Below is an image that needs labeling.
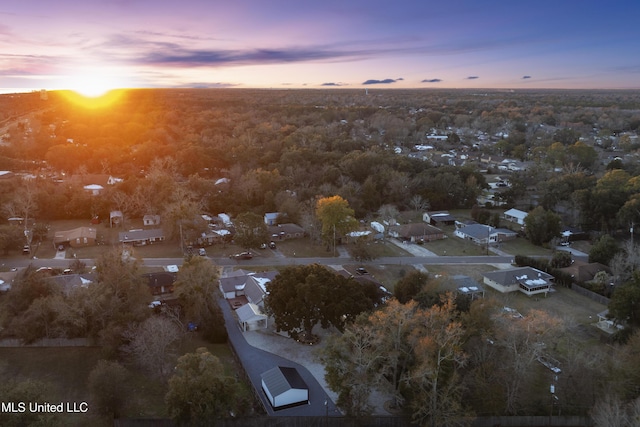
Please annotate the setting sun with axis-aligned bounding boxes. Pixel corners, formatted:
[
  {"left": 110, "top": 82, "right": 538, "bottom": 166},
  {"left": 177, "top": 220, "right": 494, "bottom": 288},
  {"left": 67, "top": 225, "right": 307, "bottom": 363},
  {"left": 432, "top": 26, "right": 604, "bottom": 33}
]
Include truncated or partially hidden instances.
[{"left": 60, "top": 68, "right": 129, "bottom": 108}]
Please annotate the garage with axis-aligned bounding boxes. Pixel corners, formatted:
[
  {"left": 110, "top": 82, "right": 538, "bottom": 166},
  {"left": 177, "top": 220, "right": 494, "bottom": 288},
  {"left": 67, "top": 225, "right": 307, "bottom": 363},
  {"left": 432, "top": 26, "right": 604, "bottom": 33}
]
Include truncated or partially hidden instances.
[{"left": 261, "top": 366, "right": 309, "bottom": 410}]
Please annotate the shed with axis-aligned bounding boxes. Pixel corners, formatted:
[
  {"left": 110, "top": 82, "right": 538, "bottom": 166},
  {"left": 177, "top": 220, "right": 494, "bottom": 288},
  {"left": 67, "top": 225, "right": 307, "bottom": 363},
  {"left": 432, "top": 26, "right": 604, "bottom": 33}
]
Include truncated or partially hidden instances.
[
  {"left": 236, "top": 303, "right": 268, "bottom": 331},
  {"left": 261, "top": 366, "right": 309, "bottom": 410}
]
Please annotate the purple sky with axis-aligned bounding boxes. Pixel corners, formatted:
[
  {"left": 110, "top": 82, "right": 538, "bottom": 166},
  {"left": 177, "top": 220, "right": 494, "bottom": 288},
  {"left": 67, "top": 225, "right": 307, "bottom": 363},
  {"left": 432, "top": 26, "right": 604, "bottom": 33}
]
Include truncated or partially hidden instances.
[{"left": 1, "top": 0, "right": 639, "bottom": 93}]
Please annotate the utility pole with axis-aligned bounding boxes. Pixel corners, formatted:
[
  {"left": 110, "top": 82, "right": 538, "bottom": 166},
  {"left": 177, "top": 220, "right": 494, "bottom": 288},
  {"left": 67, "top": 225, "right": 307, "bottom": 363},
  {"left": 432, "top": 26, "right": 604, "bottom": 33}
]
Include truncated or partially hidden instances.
[{"left": 333, "top": 223, "right": 336, "bottom": 257}]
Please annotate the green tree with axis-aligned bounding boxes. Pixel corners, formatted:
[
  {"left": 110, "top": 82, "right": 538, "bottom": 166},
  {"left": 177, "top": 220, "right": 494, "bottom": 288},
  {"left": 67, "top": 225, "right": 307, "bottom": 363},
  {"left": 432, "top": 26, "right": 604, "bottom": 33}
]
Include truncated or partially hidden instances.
[
  {"left": 265, "top": 264, "right": 382, "bottom": 340},
  {"left": 166, "top": 348, "right": 247, "bottom": 426},
  {"left": 174, "top": 255, "right": 226, "bottom": 342},
  {"left": 233, "top": 211, "right": 269, "bottom": 251},
  {"left": 609, "top": 272, "right": 640, "bottom": 328},
  {"left": 0, "top": 379, "right": 55, "bottom": 427},
  {"left": 589, "top": 234, "right": 620, "bottom": 265},
  {"left": 550, "top": 251, "right": 573, "bottom": 268},
  {"left": 87, "top": 360, "right": 130, "bottom": 417},
  {"left": 0, "top": 224, "right": 24, "bottom": 255},
  {"left": 394, "top": 271, "right": 429, "bottom": 304},
  {"left": 523, "top": 206, "right": 561, "bottom": 246},
  {"left": 315, "top": 195, "right": 358, "bottom": 251}
]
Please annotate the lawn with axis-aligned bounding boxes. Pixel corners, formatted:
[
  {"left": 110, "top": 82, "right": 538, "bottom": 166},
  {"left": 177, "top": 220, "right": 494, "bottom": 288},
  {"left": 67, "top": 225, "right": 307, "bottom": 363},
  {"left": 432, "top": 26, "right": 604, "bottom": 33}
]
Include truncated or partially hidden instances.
[
  {"left": 499, "top": 236, "right": 553, "bottom": 257},
  {"left": 0, "top": 334, "right": 251, "bottom": 425}
]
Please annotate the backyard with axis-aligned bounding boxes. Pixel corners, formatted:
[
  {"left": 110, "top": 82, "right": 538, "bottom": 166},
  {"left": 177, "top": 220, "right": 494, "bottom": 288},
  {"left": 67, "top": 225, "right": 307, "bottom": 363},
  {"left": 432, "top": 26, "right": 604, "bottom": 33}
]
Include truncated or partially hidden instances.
[{"left": 0, "top": 335, "right": 246, "bottom": 425}]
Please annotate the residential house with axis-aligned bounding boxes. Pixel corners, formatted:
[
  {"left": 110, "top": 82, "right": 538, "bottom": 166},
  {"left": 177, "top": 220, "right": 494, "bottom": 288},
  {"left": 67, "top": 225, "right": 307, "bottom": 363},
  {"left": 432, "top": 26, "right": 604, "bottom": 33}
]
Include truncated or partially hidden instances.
[
  {"left": 264, "top": 212, "right": 280, "bottom": 226},
  {"left": 219, "top": 270, "right": 278, "bottom": 306},
  {"left": 54, "top": 227, "right": 97, "bottom": 248},
  {"left": 558, "top": 261, "right": 611, "bottom": 284},
  {"left": 119, "top": 228, "right": 165, "bottom": 245},
  {"left": 268, "top": 223, "right": 305, "bottom": 241},
  {"left": 454, "top": 224, "right": 517, "bottom": 245},
  {"left": 143, "top": 214, "right": 161, "bottom": 227},
  {"left": 453, "top": 275, "right": 485, "bottom": 300},
  {"left": 110, "top": 210, "right": 123, "bottom": 227},
  {"left": 423, "top": 211, "right": 456, "bottom": 226},
  {"left": 83, "top": 184, "right": 104, "bottom": 196},
  {"left": 389, "top": 223, "right": 445, "bottom": 243},
  {"left": 47, "top": 272, "right": 96, "bottom": 295},
  {"left": 143, "top": 271, "right": 177, "bottom": 295},
  {"left": 503, "top": 208, "right": 528, "bottom": 225},
  {"left": 483, "top": 267, "right": 554, "bottom": 296}
]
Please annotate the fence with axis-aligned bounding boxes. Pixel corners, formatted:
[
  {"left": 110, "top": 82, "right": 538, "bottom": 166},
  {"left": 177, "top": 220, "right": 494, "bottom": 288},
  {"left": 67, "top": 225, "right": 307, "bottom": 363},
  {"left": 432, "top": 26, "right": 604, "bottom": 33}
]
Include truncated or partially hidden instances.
[
  {"left": 571, "top": 284, "right": 610, "bottom": 306},
  {"left": 114, "top": 416, "right": 593, "bottom": 427},
  {"left": 0, "top": 337, "right": 91, "bottom": 347}
]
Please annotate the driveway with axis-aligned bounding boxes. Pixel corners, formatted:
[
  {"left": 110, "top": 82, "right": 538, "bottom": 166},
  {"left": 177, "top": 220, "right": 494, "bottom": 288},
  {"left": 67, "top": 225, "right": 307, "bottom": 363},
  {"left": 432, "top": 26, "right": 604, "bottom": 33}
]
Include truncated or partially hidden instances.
[{"left": 218, "top": 297, "right": 340, "bottom": 417}]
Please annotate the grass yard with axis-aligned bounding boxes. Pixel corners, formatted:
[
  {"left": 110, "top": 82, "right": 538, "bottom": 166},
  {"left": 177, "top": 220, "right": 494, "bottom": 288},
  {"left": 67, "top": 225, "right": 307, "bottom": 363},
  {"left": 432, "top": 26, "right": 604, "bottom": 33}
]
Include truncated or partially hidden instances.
[
  {"left": 275, "top": 238, "right": 335, "bottom": 258},
  {"left": 422, "top": 234, "right": 491, "bottom": 256},
  {"left": 499, "top": 237, "right": 553, "bottom": 257},
  {"left": 0, "top": 334, "right": 252, "bottom": 425},
  {"left": 0, "top": 346, "right": 109, "bottom": 426}
]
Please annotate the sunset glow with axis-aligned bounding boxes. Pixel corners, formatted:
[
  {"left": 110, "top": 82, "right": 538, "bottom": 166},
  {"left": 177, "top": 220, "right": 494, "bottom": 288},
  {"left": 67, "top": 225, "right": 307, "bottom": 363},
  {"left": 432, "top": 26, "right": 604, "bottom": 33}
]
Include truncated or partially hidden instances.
[{"left": 1, "top": 1, "right": 639, "bottom": 92}]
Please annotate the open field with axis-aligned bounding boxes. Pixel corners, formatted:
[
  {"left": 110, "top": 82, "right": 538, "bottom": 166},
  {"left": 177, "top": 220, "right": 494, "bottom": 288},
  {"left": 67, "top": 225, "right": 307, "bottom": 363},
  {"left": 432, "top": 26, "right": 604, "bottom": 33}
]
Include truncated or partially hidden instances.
[{"left": 0, "top": 335, "right": 244, "bottom": 425}]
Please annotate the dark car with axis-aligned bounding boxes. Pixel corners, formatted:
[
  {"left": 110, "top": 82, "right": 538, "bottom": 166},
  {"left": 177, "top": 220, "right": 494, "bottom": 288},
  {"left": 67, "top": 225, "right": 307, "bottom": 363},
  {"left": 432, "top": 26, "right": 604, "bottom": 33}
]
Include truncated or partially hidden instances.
[
  {"left": 269, "top": 241, "right": 276, "bottom": 249},
  {"left": 356, "top": 267, "right": 369, "bottom": 275}
]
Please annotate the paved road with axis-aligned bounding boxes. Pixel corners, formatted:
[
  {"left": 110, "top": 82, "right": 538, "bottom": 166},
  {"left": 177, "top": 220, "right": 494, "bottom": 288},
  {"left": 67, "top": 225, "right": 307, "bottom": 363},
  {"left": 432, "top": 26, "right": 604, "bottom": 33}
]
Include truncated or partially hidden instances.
[
  {"left": 218, "top": 297, "right": 340, "bottom": 417},
  {"left": 5, "top": 252, "right": 588, "bottom": 270}
]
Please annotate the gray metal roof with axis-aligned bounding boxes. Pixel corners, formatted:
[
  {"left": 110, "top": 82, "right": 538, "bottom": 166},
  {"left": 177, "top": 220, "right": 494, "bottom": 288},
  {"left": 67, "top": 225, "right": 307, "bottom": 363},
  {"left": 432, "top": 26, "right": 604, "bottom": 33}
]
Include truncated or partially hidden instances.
[{"left": 261, "top": 367, "right": 308, "bottom": 398}]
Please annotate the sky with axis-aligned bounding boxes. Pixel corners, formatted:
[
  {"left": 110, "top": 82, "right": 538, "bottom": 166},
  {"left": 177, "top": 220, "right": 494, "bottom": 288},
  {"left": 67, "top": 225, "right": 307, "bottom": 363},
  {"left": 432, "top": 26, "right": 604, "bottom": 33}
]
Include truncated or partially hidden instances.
[{"left": 1, "top": 0, "right": 640, "bottom": 94}]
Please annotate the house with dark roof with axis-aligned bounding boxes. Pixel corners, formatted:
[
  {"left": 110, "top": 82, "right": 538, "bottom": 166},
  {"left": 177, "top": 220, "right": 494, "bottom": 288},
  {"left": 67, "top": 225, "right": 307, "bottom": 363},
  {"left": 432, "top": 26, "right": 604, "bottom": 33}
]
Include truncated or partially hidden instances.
[
  {"left": 389, "top": 223, "right": 445, "bottom": 243},
  {"left": 268, "top": 223, "right": 305, "bottom": 241},
  {"left": 454, "top": 224, "right": 517, "bottom": 245},
  {"left": 54, "top": 227, "right": 97, "bottom": 248},
  {"left": 143, "top": 271, "right": 177, "bottom": 295},
  {"left": 558, "top": 261, "right": 611, "bottom": 284},
  {"left": 261, "top": 366, "right": 309, "bottom": 410},
  {"left": 483, "top": 267, "right": 554, "bottom": 296},
  {"left": 119, "top": 229, "right": 165, "bottom": 245},
  {"left": 453, "top": 275, "right": 485, "bottom": 300},
  {"left": 423, "top": 211, "right": 456, "bottom": 226},
  {"left": 47, "top": 273, "right": 96, "bottom": 295},
  {"left": 219, "top": 270, "right": 278, "bottom": 307}
]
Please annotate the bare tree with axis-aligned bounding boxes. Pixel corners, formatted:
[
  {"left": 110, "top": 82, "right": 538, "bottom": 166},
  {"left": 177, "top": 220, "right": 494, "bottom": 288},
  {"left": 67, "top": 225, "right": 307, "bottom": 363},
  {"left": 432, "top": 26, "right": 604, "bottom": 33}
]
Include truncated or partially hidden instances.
[
  {"left": 409, "top": 194, "right": 430, "bottom": 212},
  {"left": 322, "top": 318, "right": 384, "bottom": 416},
  {"left": 122, "top": 316, "right": 183, "bottom": 378}
]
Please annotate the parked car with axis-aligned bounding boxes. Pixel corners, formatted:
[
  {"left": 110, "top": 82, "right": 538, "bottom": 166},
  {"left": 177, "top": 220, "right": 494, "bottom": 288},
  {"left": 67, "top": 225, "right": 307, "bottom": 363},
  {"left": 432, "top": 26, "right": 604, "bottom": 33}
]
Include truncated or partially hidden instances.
[
  {"left": 269, "top": 241, "right": 277, "bottom": 249},
  {"left": 356, "top": 267, "right": 369, "bottom": 275},
  {"left": 198, "top": 248, "right": 207, "bottom": 256},
  {"left": 231, "top": 252, "right": 253, "bottom": 260}
]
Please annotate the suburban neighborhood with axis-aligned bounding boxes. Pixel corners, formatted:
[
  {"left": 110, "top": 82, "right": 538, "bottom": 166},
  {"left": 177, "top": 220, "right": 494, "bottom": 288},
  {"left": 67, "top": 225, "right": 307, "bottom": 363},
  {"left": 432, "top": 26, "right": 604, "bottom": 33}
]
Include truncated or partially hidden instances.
[{"left": 0, "top": 87, "right": 639, "bottom": 426}]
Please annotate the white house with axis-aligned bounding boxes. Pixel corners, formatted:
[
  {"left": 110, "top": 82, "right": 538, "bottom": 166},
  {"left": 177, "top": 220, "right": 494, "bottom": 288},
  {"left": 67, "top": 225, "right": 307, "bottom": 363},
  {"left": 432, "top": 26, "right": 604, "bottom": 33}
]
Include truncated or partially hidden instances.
[
  {"left": 236, "top": 303, "right": 268, "bottom": 331},
  {"left": 454, "top": 224, "right": 517, "bottom": 245},
  {"left": 483, "top": 267, "right": 554, "bottom": 296},
  {"left": 503, "top": 208, "right": 528, "bottom": 225}
]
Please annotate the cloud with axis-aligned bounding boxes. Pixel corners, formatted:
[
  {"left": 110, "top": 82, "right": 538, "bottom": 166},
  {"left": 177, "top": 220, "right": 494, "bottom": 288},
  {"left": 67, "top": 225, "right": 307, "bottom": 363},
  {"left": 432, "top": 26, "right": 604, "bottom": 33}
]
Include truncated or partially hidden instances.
[
  {"left": 396, "top": 77, "right": 404, "bottom": 81},
  {"left": 139, "top": 47, "right": 356, "bottom": 67},
  {"left": 177, "top": 82, "right": 239, "bottom": 88},
  {"left": 321, "top": 82, "right": 343, "bottom": 86},
  {"left": 466, "top": 76, "right": 479, "bottom": 80},
  {"left": 422, "top": 78, "right": 442, "bottom": 83},
  {"left": 362, "top": 78, "right": 397, "bottom": 85},
  {"left": 522, "top": 75, "right": 532, "bottom": 79}
]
